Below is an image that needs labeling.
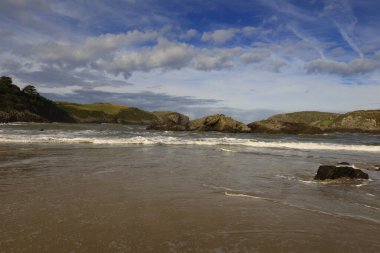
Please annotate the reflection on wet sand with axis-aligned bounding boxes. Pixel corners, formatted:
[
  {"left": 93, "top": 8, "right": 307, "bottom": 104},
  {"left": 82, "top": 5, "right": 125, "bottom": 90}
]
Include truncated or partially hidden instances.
[{"left": 1, "top": 143, "right": 380, "bottom": 252}]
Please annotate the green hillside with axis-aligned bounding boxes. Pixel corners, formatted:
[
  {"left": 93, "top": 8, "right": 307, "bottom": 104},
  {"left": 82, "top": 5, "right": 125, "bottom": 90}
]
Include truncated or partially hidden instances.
[
  {"left": 249, "top": 110, "right": 380, "bottom": 134},
  {"left": 56, "top": 102, "right": 158, "bottom": 124},
  {"left": 269, "top": 111, "right": 339, "bottom": 125},
  {"left": 0, "top": 76, "right": 158, "bottom": 124},
  {"left": 331, "top": 110, "right": 380, "bottom": 131}
]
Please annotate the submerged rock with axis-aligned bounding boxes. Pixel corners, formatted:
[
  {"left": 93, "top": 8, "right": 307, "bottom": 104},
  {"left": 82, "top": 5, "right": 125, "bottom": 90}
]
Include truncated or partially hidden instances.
[
  {"left": 147, "top": 111, "right": 189, "bottom": 131},
  {"left": 189, "top": 114, "right": 251, "bottom": 133},
  {"left": 337, "top": 162, "right": 350, "bottom": 165},
  {"left": 314, "top": 165, "right": 369, "bottom": 180}
]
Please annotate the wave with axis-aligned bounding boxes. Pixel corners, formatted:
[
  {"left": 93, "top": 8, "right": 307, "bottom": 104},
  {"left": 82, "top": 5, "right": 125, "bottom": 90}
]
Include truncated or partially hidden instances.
[
  {"left": 0, "top": 135, "right": 380, "bottom": 152},
  {"left": 219, "top": 148, "right": 237, "bottom": 153},
  {"left": 224, "top": 191, "right": 380, "bottom": 225},
  {"left": 224, "top": 192, "right": 264, "bottom": 199}
]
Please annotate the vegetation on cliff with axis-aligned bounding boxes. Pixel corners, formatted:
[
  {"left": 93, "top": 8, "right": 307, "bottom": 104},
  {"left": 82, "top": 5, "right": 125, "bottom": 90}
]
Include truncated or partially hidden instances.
[
  {"left": 0, "top": 76, "right": 158, "bottom": 124},
  {"left": 56, "top": 102, "right": 158, "bottom": 124},
  {"left": 249, "top": 110, "right": 380, "bottom": 134},
  {"left": 0, "top": 76, "right": 73, "bottom": 123},
  {"left": 2, "top": 75, "right": 379, "bottom": 133}
]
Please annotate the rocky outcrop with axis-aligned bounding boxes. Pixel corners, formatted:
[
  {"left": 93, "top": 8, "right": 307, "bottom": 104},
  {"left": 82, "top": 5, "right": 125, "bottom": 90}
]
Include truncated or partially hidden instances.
[
  {"left": 0, "top": 110, "right": 45, "bottom": 123},
  {"left": 314, "top": 165, "right": 369, "bottom": 180},
  {"left": 248, "top": 120, "right": 324, "bottom": 134},
  {"left": 248, "top": 111, "right": 338, "bottom": 134},
  {"left": 189, "top": 114, "right": 251, "bottom": 133},
  {"left": 147, "top": 111, "right": 189, "bottom": 131},
  {"left": 248, "top": 110, "right": 380, "bottom": 134},
  {"left": 147, "top": 113, "right": 251, "bottom": 133},
  {"left": 329, "top": 110, "right": 380, "bottom": 133}
]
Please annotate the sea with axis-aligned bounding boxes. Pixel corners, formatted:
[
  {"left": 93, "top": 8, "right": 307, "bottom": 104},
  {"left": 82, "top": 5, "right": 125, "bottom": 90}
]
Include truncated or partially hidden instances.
[{"left": 0, "top": 122, "right": 380, "bottom": 252}]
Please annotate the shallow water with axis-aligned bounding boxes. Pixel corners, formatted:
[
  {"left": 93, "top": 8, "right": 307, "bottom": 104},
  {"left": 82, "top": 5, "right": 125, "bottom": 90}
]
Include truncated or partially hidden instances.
[{"left": 0, "top": 123, "right": 380, "bottom": 252}]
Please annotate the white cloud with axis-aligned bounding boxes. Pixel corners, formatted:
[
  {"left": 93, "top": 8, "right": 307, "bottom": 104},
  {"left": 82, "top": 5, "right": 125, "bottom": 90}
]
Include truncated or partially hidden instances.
[
  {"left": 104, "top": 40, "right": 242, "bottom": 76},
  {"left": 24, "top": 30, "right": 159, "bottom": 65},
  {"left": 201, "top": 28, "right": 238, "bottom": 44},
  {"left": 241, "top": 26, "right": 257, "bottom": 36},
  {"left": 103, "top": 39, "right": 194, "bottom": 77},
  {"left": 180, "top": 29, "right": 198, "bottom": 40},
  {"left": 305, "top": 58, "right": 380, "bottom": 76},
  {"left": 240, "top": 48, "right": 271, "bottom": 64}
]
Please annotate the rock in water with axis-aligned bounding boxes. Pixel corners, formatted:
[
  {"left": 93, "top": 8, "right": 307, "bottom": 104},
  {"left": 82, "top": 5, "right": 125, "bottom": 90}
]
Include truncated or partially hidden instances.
[
  {"left": 314, "top": 165, "right": 369, "bottom": 180},
  {"left": 147, "top": 111, "right": 189, "bottom": 131},
  {"left": 189, "top": 114, "right": 251, "bottom": 133}
]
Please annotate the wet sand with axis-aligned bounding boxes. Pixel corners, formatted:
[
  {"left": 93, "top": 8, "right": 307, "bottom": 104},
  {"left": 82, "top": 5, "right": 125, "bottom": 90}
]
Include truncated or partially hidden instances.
[{"left": 1, "top": 143, "right": 380, "bottom": 252}]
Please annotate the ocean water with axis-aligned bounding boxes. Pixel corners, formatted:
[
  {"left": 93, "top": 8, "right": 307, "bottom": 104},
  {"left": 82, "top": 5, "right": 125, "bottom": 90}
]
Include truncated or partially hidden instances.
[{"left": 0, "top": 123, "right": 380, "bottom": 252}]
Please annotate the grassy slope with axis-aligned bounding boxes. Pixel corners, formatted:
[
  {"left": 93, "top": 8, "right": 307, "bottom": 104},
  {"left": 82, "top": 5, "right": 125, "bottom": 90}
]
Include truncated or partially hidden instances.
[
  {"left": 331, "top": 110, "right": 380, "bottom": 130},
  {"left": 268, "top": 111, "right": 339, "bottom": 125},
  {"left": 56, "top": 102, "right": 158, "bottom": 124},
  {"left": 251, "top": 110, "right": 380, "bottom": 133},
  {"left": 335, "top": 110, "right": 380, "bottom": 122},
  {"left": 56, "top": 102, "right": 129, "bottom": 115}
]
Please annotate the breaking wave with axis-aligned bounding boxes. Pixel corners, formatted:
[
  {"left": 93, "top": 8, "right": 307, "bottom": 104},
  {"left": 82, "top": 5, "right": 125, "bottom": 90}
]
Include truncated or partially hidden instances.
[{"left": 0, "top": 134, "right": 380, "bottom": 152}]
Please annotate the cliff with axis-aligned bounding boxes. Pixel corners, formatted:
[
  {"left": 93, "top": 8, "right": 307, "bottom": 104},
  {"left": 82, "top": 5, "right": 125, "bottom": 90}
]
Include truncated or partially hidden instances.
[
  {"left": 146, "top": 111, "right": 190, "bottom": 131},
  {"left": 0, "top": 76, "right": 158, "bottom": 124},
  {"left": 189, "top": 114, "right": 251, "bottom": 133},
  {"left": 0, "top": 76, "right": 74, "bottom": 123}
]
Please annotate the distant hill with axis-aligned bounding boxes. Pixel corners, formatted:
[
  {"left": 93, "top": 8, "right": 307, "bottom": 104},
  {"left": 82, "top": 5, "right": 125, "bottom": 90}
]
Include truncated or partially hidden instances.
[
  {"left": 248, "top": 110, "right": 380, "bottom": 134},
  {"left": 56, "top": 102, "right": 158, "bottom": 124},
  {"left": 268, "top": 111, "right": 339, "bottom": 125},
  {"left": 0, "top": 76, "right": 159, "bottom": 124},
  {"left": 2, "top": 75, "right": 380, "bottom": 133},
  {"left": 329, "top": 110, "right": 380, "bottom": 132},
  {"left": 0, "top": 76, "right": 73, "bottom": 123}
]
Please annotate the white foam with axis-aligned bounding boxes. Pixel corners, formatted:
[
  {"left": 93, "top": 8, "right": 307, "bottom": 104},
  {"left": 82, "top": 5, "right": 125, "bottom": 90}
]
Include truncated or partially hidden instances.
[
  {"left": 224, "top": 192, "right": 263, "bottom": 199},
  {"left": 219, "top": 148, "right": 237, "bottom": 153},
  {"left": 0, "top": 134, "right": 380, "bottom": 152},
  {"left": 202, "top": 184, "right": 238, "bottom": 192},
  {"left": 355, "top": 181, "right": 369, "bottom": 187},
  {"left": 363, "top": 204, "right": 380, "bottom": 211}
]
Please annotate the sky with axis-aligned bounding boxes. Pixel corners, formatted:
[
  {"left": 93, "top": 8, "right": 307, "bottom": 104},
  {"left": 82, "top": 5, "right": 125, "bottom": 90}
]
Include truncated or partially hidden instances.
[{"left": 1, "top": 0, "right": 380, "bottom": 122}]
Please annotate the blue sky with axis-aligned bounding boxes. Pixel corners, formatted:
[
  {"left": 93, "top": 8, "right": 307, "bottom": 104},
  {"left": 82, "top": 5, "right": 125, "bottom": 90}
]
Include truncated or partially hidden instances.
[{"left": 1, "top": 0, "right": 380, "bottom": 122}]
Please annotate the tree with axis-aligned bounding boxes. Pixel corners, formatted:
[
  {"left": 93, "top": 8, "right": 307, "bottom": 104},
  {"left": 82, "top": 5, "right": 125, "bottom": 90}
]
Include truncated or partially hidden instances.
[
  {"left": 22, "top": 85, "right": 39, "bottom": 96},
  {"left": 0, "top": 76, "right": 12, "bottom": 86}
]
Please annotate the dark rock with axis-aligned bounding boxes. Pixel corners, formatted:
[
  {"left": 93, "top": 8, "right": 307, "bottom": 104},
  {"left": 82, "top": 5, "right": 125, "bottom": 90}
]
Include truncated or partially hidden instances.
[
  {"left": 338, "top": 162, "right": 350, "bottom": 165},
  {"left": 314, "top": 165, "right": 369, "bottom": 180},
  {"left": 189, "top": 114, "right": 251, "bottom": 133},
  {"left": 0, "top": 110, "right": 45, "bottom": 123},
  {"left": 147, "top": 111, "right": 189, "bottom": 131}
]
